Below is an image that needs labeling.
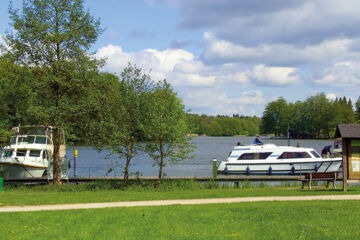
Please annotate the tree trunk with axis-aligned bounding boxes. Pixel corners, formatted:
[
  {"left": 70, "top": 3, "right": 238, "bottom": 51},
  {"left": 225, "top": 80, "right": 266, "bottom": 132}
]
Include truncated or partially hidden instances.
[
  {"left": 157, "top": 139, "right": 164, "bottom": 187},
  {"left": 53, "top": 128, "right": 61, "bottom": 184},
  {"left": 124, "top": 139, "right": 132, "bottom": 186}
]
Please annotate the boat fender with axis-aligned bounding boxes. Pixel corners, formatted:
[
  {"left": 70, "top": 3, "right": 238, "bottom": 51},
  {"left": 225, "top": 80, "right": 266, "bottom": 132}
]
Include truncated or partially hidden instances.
[
  {"left": 291, "top": 166, "right": 295, "bottom": 175},
  {"left": 268, "top": 166, "right": 272, "bottom": 175},
  {"left": 314, "top": 164, "right": 318, "bottom": 172},
  {"left": 224, "top": 166, "right": 228, "bottom": 174},
  {"left": 246, "top": 166, "right": 250, "bottom": 175}
]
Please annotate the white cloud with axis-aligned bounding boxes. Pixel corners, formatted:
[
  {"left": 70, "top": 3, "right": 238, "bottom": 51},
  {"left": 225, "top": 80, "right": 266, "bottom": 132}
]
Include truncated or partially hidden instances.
[
  {"left": 95, "top": 44, "right": 269, "bottom": 115},
  {"left": 202, "top": 32, "right": 354, "bottom": 66},
  {"left": 183, "top": 89, "right": 265, "bottom": 116},
  {"left": 326, "top": 93, "right": 337, "bottom": 101},
  {"left": 251, "top": 64, "right": 299, "bottom": 86},
  {"left": 177, "top": 1, "right": 360, "bottom": 46},
  {"left": 315, "top": 61, "right": 360, "bottom": 87}
]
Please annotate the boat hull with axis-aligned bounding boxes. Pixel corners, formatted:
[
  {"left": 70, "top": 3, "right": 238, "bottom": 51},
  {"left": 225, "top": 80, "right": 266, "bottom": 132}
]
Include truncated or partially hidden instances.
[
  {"left": 0, "top": 164, "right": 46, "bottom": 179},
  {"left": 217, "top": 158, "right": 342, "bottom": 175}
]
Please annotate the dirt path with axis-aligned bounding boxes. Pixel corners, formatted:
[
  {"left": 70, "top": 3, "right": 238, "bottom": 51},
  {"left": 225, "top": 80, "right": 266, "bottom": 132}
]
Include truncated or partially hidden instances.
[{"left": 1, "top": 195, "right": 360, "bottom": 213}]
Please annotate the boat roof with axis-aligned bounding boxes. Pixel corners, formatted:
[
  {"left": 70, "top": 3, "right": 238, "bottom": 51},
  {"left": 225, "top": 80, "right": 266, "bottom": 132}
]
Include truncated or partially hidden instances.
[{"left": 233, "top": 143, "right": 316, "bottom": 152}]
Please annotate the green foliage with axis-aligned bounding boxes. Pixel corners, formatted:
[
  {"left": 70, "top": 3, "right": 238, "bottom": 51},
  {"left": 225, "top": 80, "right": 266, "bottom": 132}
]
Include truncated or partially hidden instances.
[
  {"left": 261, "top": 93, "right": 357, "bottom": 138},
  {"left": 0, "top": 60, "right": 34, "bottom": 129},
  {"left": 356, "top": 96, "right": 360, "bottom": 121},
  {"left": 144, "top": 80, "right": 195, "bottom": 185},
  {"left": 186, "top": 114, "right": 260, "bottom": 136},
  {"left": 98, "top": 64, "right": 153, "bottom": 185}
]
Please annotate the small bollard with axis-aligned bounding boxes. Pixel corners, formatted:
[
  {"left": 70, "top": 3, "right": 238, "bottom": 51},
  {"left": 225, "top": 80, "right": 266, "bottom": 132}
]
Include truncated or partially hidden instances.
[{"left": 212, "top": 158, "right": 217, "bottom": 179}]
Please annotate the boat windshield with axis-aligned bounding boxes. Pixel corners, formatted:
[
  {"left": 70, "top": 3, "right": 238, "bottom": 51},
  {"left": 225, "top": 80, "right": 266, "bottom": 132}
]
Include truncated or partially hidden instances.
[
  {"left": 35, "top": 136, "right": 47, "bottom": 144},
  {"left": 17, "top": 136, "right": 36, "bottom": 144},
  {"left": 311, "top": 151, "right": 320, "bottom": 158}
]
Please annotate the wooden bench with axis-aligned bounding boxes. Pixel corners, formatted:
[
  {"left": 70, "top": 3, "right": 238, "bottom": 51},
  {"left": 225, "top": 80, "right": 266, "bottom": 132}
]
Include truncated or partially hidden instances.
[{"left": 301, "top": 172, "right": 338, "bottom": 189}]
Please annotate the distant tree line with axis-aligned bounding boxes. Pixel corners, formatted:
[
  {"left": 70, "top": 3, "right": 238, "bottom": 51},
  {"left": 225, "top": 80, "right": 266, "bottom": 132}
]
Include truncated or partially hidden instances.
[
  {"left": 261, "top": 94, "right": 360, "bottom": 139},
  {"left": 186, "top": 114, "right": 261, "bottom": 136}
]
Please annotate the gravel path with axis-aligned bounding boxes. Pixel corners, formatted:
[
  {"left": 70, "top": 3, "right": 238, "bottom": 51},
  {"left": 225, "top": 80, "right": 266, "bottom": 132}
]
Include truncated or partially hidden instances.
[{"left": 1, "top": 195, "right": 360, "bottom": 213}]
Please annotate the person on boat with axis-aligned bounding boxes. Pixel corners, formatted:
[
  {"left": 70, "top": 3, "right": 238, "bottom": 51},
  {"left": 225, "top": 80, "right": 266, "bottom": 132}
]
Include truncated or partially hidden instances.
[
  {"left": 321, "top": 145, "right": 332, "bottom": 158},
  {"left": 253, "top": 136, "right": 263, "bottom": 145},
  {"left": 297, "top": 142, "right": 301, "bottom": 147}
]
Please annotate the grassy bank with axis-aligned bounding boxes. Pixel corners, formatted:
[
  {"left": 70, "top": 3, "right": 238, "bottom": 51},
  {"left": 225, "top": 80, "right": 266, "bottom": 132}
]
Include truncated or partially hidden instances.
[
  {"left": 1, "top": 180, "right": 360, "bottom": 206},
  {"left": 1, "top": 200, "right": 359, "bottom": 239}
]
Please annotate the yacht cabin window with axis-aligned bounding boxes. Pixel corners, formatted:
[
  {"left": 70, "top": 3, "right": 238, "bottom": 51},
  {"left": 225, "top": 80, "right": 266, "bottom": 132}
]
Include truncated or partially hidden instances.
[
  {"left": 29, "top": 150, "right": 41, "bottom": 157},
  {"left": 278, "top": 152, "right": 311, "bottom": 159},
  {"left": 238, "top": 152, "right": 272, "bottom": 160},
  {"left": 16, "top": 149, "right": 27, "bottom": 157}
]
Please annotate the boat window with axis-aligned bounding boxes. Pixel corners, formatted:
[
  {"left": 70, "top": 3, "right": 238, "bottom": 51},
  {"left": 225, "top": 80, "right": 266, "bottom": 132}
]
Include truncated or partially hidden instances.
[
  {"left": 29, "top": 150, "right": 41, "bottom": 157},
  {"left": 238, "top": 152, "right": 272, "bottom": 160},
  {"left": 27, "top": 136, "right": 35, "bottom": 144},
  {"left": 10, "top": 137, "right": 16, "bottom": 144},
  {"left": 278, "top": 152, "right": 311, "bottom": 159},
  {"left": 35, "top": 136, "right": 47, "bottom": 144},
  {"left": 3, "top": 149, "right": 13, "bottom": 158},
  {"left": 311, "top": 151, "right": 320, "bottom": 158},
  {"left": 18, "top": 137, "right": 28, "bottom": 143},
  {"left": 16, "top": 149, "right": 27, "bottom": 157}
]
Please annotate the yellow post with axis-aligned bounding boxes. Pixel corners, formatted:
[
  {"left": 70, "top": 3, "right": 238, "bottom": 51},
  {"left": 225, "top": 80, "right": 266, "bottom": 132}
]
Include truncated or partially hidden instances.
[{"left": 74, "top": 149, "right": 78, "bottom": 177}]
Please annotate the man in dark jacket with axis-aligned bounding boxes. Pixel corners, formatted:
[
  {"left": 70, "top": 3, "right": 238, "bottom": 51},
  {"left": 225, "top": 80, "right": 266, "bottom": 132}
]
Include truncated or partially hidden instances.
[{"left": 321, "top": 145, "right": 332, "bottom": 158}]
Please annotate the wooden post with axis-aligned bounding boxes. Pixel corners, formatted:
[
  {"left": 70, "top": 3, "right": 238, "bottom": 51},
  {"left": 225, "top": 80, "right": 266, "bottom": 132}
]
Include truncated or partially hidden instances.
[
  {"left": 342, "top": 139, "right": 348, "bottom": 192},
  {"left": 212, "top": 159, "right": 217, "bottom": 179}
]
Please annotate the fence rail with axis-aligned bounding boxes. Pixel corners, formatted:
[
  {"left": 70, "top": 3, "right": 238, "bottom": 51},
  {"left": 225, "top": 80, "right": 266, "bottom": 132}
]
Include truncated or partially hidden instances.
[{"left": 4, "top": 175, "right": 341, "bottom": 184}]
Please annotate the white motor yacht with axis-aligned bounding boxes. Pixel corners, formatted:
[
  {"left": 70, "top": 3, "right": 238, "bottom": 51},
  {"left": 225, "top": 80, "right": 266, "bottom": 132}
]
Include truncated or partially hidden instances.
[
  {"left": 0, "top": 126, "right": 66, "bottom": 179},
  {"left": 217, "top": 143, "right": 342, "bottom": 175}
]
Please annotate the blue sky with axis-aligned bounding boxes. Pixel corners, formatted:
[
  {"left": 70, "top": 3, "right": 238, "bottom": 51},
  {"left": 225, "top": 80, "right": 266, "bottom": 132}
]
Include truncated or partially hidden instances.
[{"left": 1, "top": 0, "right": 360, "bottom": 116}]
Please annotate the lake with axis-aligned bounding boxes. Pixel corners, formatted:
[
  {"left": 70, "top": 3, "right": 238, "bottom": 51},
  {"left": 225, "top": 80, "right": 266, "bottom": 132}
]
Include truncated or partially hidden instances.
[{"left": 67, "top": 136, "right": 335, "bottom": 177}]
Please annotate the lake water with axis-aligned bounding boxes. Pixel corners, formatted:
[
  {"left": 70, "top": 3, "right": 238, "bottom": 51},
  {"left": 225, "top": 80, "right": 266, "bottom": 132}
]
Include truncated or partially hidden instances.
[{"left": 67, "top": 136, "right": 335, "bottom": 177}]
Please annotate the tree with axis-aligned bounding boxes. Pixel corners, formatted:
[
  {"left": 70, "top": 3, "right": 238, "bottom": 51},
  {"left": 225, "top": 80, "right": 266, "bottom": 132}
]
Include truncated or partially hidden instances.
[
  {"left": 260, "top": 97, "right": 289, "bottom": 136},
  {"left": 0, "top": 60, "right": 34, "bottom": 130},
  {"left": 101, "top": 64, "right": 152, "bottom": 186},
  {"left": 144, "top": 80, "right": 195, "bottom": 186},
  {"left": 356, "top": 96, "right": 360, "bottom": 121},
  {"left": 4, "top": 0, "right": 103, "bottom": 184}
]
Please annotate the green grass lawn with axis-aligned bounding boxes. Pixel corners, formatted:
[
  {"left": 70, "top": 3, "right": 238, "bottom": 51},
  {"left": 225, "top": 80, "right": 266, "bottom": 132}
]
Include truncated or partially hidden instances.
[
  {"left": 0, "top": 180, "right": 360, "bottom": 206},
  {"left": 1, "top": 200, "right": 359, "bottom": 240}
]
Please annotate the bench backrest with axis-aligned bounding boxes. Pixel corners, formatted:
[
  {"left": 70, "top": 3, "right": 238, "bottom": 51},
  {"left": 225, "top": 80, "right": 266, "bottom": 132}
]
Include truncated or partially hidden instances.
[{"left": 304, "top": 172, "right": 338, "bottom": 180}]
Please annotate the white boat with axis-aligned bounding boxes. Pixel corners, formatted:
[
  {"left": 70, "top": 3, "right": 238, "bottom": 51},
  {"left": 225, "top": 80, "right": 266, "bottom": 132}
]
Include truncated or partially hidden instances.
[
  {"left": 217, "top": 143, "right": 342, "bottom": 175},
  {"left": 0, "top": 126, "right": 66, "bottom": 179}
]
